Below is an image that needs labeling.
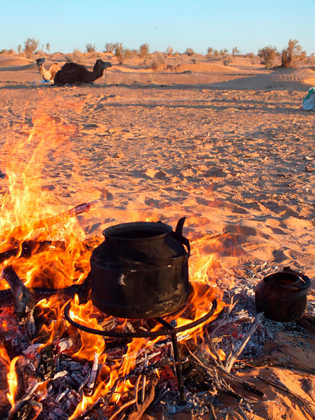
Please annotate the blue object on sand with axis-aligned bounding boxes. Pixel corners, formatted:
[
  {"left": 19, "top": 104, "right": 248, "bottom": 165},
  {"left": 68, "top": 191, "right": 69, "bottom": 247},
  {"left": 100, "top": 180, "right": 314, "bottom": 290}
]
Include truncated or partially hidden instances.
[{"left": 302, "top": 87, "right": 315, "bottom": 111}]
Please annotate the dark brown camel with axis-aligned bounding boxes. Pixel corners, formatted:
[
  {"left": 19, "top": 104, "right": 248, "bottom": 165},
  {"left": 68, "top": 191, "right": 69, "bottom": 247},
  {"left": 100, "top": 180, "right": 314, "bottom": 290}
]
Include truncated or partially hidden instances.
[{"left": 53, "top": 59, "right": 112, "bottom": 85}]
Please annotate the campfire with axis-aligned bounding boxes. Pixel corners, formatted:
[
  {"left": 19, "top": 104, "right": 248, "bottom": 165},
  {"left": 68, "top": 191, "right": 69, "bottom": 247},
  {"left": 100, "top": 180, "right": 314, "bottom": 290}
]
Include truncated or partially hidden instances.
[{"left": 0, "top": 112, "right": 225, "bottom": 419}]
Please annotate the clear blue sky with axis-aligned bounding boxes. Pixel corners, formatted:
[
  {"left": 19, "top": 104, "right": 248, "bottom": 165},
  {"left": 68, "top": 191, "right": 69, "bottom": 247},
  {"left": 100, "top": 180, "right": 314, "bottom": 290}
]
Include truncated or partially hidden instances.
[{"left": 1, "top": 0, "right": 314, "bottom": 54}]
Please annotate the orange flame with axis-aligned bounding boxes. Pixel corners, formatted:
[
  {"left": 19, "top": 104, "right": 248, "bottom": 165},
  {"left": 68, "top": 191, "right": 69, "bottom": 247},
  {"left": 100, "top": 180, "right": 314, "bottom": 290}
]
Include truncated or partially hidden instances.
[{"left": 6, "top": 356, "right": 19, "bottom": 407}]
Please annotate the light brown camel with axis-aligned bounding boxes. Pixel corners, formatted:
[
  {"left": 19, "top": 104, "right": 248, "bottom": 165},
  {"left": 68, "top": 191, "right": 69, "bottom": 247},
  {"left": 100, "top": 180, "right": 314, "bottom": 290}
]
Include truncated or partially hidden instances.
[
  {"left": 53, "top": 59, "right": 112, "bottom": 85},
  {"left": 36, "top": 58, "right": 62, "bottom": 83}
]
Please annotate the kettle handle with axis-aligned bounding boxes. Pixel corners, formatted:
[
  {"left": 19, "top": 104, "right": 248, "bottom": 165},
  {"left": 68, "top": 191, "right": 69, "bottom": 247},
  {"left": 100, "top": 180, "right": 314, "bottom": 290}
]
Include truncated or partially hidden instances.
[
  {"left": 175, "top": 217, "right": 185, "bottom": 236},
  {"left": 175, "top": 217, "right": 190, "bottom": 256}
]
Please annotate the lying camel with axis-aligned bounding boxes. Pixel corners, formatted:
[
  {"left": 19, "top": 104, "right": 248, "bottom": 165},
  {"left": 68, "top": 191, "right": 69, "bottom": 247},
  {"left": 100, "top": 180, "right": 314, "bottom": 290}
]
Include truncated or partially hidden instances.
[{"left": 53, "top": 59, "right": 112, "bottom": 85}]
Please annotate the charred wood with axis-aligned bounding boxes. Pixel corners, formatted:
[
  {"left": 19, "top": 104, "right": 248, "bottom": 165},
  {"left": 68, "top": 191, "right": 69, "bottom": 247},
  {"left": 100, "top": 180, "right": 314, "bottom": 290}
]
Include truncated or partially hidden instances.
[
  {"left": 8, "top": 399, "right": 42, "bottom": 420},
  {"left": 36, "top": 345, "right": 56, "bottom": 381},
  {"left": 0, "top": 240, "right": 65, "bottom": 264},
  {"left": 2, "top": 266, "right": 33, "bottom": 322},
  {"left": 0, "top": 283, "right": 85, "bottom": 306}
]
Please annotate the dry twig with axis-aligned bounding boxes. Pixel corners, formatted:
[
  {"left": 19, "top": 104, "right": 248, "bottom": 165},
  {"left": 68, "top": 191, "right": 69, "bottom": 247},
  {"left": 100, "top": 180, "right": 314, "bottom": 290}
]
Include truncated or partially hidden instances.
[
  {"left": 128, "top": 376, "right": 158, "bottom": 420},
  {"left": 109, "top": 375, "right": 158, "bottom": 420},
  {"left": 209, "top": 402, "right": 218, "bottom": 420},
  {"left": 225, "top": 313, "right": 264, "bottom": 373},
  {"left": 207, "top": 296, "right": 250, "bottom": 368},
  {"left": 186, "top": 345, "right": 264, "bottom": 399}
]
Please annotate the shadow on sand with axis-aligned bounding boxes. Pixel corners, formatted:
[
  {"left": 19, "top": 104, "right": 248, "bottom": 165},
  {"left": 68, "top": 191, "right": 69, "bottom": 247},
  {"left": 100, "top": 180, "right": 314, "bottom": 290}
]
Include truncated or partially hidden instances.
[
  {"left": 0, "top": 82, "right": 52, "bottom": 90},
  {"left": 90, "top": 101, "right": 305, "bottom": 115}
]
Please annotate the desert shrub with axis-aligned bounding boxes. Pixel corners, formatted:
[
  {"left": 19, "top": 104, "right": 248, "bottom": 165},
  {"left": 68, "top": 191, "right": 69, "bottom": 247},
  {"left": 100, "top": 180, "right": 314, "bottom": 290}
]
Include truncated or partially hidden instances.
[
  {"left": 0, "top": 48, "right": 14, "bottom": 55},
  {"left": 24, "top": 38, "right": 39, "bottom": 58},
  {"left": 114, "top": 43, "right": 123, "bottom": 54},
  {"left": 185, "top": 48, "right": 194, "bottom": 56},
  {"left": 86, "top": 43, "right": 96, "bottom": 53},
  {"left": 104, "top": 43, "right": 115, "bottom": 53},
  {"left": 139, "top": 43, "right": 149, "bottom": 57},
  {"left": 246, "top": 52, "right": 257, "bottom": 64},
  {"left": 166, "top": 46, "right": 173, "bottom": 56},
  {"left": 113, "top": 43, "right": 124, "bottom": 64},
  {"left": 232, "top": 47, "right": 239, "bottom": 56},
  {"left": 257, "top": 46, "right": 278, "bottom": 68},
  {"left": 151, "top": 53, "right": 166, "bottom": 71},
  {"left": 281, "top": 39, "right": 306, "bottom": 68},
  {"left": 307, "top": 52, "right": 315, "bottom": 66},
  {"left": 207, "top": 47, "right": 213, "bottom": 57}
]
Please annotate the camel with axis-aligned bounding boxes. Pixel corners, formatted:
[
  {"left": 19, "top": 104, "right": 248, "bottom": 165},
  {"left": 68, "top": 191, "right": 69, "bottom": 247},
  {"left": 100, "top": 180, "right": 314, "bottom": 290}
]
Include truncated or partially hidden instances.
[
  {"left": 53, "top": 59, "right": 112, "bottom": 85},
  {"left": 36, "top": 58, "right": 62, "bottom": 83}
]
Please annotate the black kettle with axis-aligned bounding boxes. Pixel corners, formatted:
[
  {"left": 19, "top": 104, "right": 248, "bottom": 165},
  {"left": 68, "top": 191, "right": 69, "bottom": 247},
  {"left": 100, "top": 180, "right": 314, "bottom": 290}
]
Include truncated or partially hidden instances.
[{"left": 86, "top": 217, "right": 192, "bottom": 319}]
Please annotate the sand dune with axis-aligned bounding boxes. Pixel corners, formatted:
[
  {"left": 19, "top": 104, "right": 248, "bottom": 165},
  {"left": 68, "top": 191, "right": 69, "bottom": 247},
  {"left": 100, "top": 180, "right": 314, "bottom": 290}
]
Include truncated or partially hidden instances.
[{"left": 0, "top": 55, "right": 37, "bottom": 71}]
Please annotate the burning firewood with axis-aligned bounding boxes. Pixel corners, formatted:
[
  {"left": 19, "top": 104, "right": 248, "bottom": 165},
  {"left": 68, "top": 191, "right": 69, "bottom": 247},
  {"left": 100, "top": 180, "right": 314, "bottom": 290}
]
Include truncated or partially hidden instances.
[
  {"left": 0, "top": 240, "right": 66, "bottom": 265},
  {"left": 0, "top": 200, "right": 99, "bottom": 267},
  {"left": 8, "top": 200, "right": 99, "bottom": 239},
  {"left": 2, "top": 265, "right": 33, "bottom": 323},
  {"left": 109, "top": 375, "right": 158, "bottom": 420},
  {"left": 83, "top": 351, "right": 100, "bottom": 396}
]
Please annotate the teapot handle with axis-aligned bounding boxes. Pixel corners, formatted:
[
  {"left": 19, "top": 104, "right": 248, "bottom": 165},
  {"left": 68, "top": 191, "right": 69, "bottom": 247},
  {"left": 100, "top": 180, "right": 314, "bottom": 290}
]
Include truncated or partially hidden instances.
[
  {"left": 175, "top": 217, "right": 190, "bottom": 256},
  {"left": 175, "top": 217, "right": 185, "bottom": 236}
]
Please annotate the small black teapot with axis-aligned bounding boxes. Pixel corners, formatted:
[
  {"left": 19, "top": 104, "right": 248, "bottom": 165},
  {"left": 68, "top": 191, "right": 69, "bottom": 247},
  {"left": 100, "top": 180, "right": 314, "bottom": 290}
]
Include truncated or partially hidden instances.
[{"left": 255, "top": 267, "right": 311, "bottom": 322}]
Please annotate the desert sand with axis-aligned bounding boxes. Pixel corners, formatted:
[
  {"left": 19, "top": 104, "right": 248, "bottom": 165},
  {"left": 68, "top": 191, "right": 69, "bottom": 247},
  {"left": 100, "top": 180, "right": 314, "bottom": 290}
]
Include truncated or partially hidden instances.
[{"left": 0, "top": 52, "right": 314, "bottom": 419}]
